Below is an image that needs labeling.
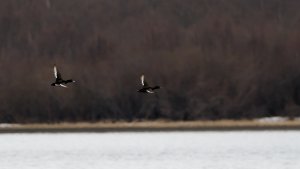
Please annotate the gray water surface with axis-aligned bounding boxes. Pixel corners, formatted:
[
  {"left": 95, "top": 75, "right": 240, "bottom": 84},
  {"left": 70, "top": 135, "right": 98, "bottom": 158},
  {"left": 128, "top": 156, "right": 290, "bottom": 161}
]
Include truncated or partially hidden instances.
[{"left": 0, "top": 131, "right": 299, "bottom": 169}]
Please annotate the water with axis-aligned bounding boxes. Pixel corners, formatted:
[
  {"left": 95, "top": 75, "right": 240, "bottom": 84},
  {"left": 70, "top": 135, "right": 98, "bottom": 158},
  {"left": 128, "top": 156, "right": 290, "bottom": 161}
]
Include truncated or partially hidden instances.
[{"left": 0, "top": 131, "right": 299, "bottom": 169}]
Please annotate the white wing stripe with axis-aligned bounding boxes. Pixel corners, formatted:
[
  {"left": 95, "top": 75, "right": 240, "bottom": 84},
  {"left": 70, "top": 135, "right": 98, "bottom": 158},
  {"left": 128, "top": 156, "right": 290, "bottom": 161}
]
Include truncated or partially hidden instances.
[
  {"left": 146, "top": 90, "right": 154, "bottom": 93},
  {"left": 60, "top": 84, "right": 68, "bottom": 88}
]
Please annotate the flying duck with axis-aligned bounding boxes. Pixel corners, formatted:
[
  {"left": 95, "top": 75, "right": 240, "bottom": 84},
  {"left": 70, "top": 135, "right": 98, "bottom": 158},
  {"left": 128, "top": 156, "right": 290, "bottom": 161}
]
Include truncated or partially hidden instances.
[
  {"left": 138, "top": 75, "right": 160, "bottom": 93},
  {"left": 51, "top": 65, "right": 75, "bottom": 88}
]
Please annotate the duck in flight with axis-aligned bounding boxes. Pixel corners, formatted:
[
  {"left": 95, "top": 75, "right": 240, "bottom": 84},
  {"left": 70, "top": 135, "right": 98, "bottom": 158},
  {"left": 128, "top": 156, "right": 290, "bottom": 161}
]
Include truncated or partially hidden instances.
[
  {"left": 51, "top": 65, "right": 75, "bottom": 88},
  {"left": 138, "top": 75, "right": 160, "bottom": 93}
]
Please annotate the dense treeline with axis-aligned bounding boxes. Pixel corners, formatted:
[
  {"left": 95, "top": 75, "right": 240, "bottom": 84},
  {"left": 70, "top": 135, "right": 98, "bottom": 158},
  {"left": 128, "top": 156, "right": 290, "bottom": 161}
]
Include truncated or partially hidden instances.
[{"left": 0, "top": 0, "right": 300, "bottom": 123}]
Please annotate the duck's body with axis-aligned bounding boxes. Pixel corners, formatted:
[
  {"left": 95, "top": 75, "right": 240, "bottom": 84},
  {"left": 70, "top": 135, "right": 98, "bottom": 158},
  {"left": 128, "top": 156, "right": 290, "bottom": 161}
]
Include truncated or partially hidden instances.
[
  {"left": 51, "top": 66, "right": 75, "bottom": 88},
  {"left": 138, "top": 75, "right": 160, "bottom": 93},
  {"left": 51, "top": 79, "right": 74, "bottom": 87}
]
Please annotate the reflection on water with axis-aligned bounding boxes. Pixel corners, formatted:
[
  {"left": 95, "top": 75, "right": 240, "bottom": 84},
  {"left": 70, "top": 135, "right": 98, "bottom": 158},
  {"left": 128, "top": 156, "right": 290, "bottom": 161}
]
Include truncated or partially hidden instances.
[{"left": 0, "top": 131, "right": 300, "bottom": 169}]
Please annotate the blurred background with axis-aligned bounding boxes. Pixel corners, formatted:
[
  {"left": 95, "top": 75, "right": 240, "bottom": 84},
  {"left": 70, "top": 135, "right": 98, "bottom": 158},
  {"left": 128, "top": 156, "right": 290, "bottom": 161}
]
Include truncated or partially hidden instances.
[{"left": 0, "top": 0, "right": 300, "bottom": 123}]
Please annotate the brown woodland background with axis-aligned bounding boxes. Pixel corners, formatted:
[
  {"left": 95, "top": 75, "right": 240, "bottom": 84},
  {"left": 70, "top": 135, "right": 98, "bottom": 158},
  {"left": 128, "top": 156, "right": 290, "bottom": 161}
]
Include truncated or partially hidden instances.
[{"left": 1, "top": 0, "right": 300, "bottom": 123}]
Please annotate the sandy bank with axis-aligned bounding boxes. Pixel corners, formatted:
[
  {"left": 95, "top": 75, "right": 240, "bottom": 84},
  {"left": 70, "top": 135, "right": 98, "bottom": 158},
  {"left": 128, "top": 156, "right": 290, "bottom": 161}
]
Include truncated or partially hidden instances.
[{"left": 1, "top": 118, "right": 300, "bottom": 133}]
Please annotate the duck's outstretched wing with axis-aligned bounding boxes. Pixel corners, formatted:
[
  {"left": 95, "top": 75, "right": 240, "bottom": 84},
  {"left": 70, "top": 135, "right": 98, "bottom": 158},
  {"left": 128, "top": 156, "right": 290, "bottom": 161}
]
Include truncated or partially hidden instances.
[
  {"left": 54, "top": 66, "right": 62, "bottom": 80},
  {"left": 140, "top": 75, "right": 149, "bottom": 87},
  {"left": 54, "top": 66, "right": 57, "bottom": 78}
]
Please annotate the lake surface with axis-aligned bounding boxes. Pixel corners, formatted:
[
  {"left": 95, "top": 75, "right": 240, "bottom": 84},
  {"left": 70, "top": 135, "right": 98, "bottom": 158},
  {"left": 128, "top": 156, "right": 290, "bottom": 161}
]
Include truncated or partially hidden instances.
[{"left": 0, "top": 131, "right": 299, "bottom": 169}]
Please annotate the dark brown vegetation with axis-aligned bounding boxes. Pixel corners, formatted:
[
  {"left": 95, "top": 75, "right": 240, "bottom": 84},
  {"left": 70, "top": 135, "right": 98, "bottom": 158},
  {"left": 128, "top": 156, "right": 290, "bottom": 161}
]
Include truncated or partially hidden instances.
[{"left": 1, "top": 0, "right": 300, "bottom": 123}]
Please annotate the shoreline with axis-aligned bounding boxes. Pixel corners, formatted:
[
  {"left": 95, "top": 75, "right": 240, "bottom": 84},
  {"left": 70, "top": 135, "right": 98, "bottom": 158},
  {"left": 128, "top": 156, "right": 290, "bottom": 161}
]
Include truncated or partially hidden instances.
[{"left": 1, "top": 119, "right": 300, "bottom": 133}]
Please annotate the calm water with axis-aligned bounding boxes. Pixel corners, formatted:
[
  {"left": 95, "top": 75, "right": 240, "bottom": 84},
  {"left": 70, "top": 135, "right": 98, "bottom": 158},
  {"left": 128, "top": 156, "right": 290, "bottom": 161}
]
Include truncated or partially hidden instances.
[{"left": 0, "top": 131, "right": 299, "bottom": 169}]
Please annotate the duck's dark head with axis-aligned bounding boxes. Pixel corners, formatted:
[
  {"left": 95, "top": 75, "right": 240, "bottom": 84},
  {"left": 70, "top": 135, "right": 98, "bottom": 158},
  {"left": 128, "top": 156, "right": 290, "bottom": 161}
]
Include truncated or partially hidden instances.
[{"left": 51, "top": 83, "right": 56, "bottom": 86}]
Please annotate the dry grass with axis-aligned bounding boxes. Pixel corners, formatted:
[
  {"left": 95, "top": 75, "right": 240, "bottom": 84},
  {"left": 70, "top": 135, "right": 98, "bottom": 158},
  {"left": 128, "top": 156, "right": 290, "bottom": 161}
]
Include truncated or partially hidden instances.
[{"left": 1, "top": 119, "right": 300, "bottom": 133}]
